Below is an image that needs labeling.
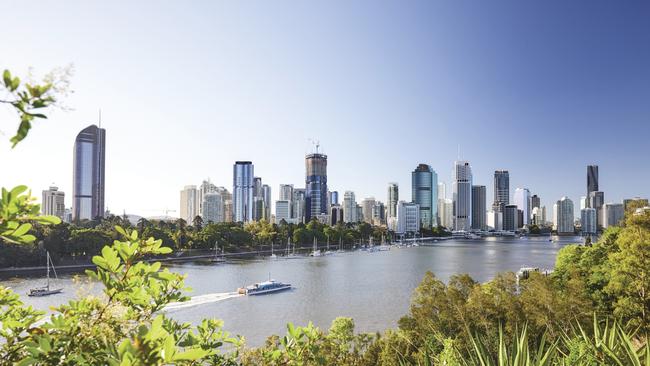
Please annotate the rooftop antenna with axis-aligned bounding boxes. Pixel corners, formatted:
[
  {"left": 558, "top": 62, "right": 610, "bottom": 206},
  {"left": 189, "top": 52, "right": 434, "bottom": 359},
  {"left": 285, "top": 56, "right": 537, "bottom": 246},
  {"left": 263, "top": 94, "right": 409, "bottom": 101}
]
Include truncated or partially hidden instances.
[
  {"left": 98, "top": 109, "right": 102, "bottom": 128},
  {"left": 308, "top": 138, "right": 321, "bottom": 154}
]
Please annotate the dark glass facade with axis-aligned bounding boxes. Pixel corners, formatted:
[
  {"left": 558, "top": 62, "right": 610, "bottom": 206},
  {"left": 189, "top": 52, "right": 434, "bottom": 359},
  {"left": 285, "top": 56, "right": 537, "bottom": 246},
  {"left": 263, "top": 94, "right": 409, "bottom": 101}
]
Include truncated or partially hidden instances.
[
  {"left": 305, "top": 153, "right": 328, "bottom": 222},
  {"left": 72, "top": 125, "right": 106, "bottom": 221}
]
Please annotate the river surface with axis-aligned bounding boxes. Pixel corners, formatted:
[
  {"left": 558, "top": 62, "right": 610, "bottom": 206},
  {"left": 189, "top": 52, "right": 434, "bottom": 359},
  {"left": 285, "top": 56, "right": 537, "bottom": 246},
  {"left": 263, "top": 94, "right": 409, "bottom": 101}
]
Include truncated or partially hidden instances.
[{"left": 0, "top": 236, "right": 578, "bottom": 346}]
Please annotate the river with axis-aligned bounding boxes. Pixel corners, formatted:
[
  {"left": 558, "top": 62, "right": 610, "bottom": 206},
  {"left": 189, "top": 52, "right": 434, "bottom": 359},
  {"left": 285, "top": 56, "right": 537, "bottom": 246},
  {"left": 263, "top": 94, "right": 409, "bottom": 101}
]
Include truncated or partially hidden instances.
[{"left": 0, "top": 236, "right": 577, "bottom": 346}]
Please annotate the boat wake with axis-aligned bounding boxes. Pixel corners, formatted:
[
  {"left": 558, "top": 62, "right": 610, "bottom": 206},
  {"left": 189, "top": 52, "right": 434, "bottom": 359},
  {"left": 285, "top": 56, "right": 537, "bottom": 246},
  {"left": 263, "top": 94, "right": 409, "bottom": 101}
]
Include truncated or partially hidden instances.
[{"left": 164, "top": 292, "right": 243, "bottom": 311}]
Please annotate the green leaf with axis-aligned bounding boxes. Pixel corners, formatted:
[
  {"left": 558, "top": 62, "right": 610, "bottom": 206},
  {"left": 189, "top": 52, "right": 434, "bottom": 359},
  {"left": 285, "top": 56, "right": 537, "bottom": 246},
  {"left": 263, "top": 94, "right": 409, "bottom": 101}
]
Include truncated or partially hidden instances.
[
  {"left": 3, "top": 70, "right": 11, "bottom": 87},
  {"left": 173, "top": 348, "right": 210, "bottom": 361}
]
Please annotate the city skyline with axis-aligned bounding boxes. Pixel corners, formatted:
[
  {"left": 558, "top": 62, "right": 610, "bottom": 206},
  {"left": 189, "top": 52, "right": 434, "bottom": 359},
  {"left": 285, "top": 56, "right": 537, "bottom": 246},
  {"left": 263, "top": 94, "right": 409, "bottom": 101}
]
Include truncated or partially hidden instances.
[{"left": 2, "top": 1, "right": 649, "bottom": 217}]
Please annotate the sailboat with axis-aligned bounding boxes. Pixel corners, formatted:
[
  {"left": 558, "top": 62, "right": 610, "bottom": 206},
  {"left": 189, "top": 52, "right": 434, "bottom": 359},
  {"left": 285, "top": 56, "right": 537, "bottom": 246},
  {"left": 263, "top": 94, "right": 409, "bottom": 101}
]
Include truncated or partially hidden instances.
[
  {"left": 310, "top": 236, "right": 322, "bottom": 257},
  {"left": 211, "top": 241, "right": 226, "bottom": 263},
  {"left": 29, "top": 251, "right": 63, "bottom": 297},
  {"left": 337, "top": 236, "right": 344, "bottom": 253},
  {"left": 286, "top": 237, "right": 299, "bottom": 259},
  {"left": 323, "top": 236, "right": 334, "bottom": 255}
]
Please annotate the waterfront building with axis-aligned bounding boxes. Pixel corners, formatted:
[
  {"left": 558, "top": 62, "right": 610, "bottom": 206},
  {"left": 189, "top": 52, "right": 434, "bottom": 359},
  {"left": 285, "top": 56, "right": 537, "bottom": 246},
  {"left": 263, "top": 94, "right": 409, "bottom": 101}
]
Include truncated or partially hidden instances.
[
  {"left": 262, "top": 184, "right": 272, "bottom": 221},
  {"left": 530, "top": 194, "right": 541, "bottom": 210},
  {"left": 343, "top": 191, "right": 357, "bottom": 223},
  {"left": 487, "top": 210, "right": 502, "bottom": 231},
  {"left": 503, "top": 204, "right": 519, "bottom": 231},
  {"left": 587, "top": 165, "right": 599, "bottom": 197},
  {"left": 42, "top": 185, "right": 65, "bottom": 219},
  {"left": 556, "top": 197, "right": 575, "bottom": 234},
  {"left": 202, "top": 192, "right": 223, "bottom": 223},
  {"left": 532, "top": 206, "right": 546, "bottom": 226},
  {"left": 396, "top": 201, "right": 420, "bottom": 235},
  {"left": 471, "top": 185, "right": 486, "bottom": 231},
  {"left": 233, "top": 161, "right": 254, "bottom": 222},
  {"left": 329, "top": 191, "right": 339, "bottom": 206},
  {"left": 581, "top": 208, "right": 597, "bottom": 235},
  {"left": 513, "top": 188, "right": 531, "bottom": 226},
  {"left": 412, "top": 164, "right": 438, "bottom": 229},
  {"left": 72, "top": 124, "right": 106, "bottom": 221},
  {"left": 362, "top": 197, "right": 376, "bottom": 224},
  {"left": 180, "top": 185, "right": 200, "bottom": 222},
  {"left": 279, "top": 184, "right": 294, "bottom": 201},
  {"left": 356, "top": 204, "right": 364, "bottom": 223},
  {"left": 492, "top": 170, "right": 509, "bottom": 212},
  {"left": 387, "top": 183, "right": 399, "bottom": 219},
  {"left": 305, "top": 152, "right": 328, "bottom": 222},
  {"left": 441, "top": 199, "right": 453, "bottom": 229},
  {"left": 252, "top": 177, "right": 263, "bottom": 221},
  {"left": 603, "top": 203, "right": 625, "bottom": 228},
  {"left": 372, "top": 201, "right": 386, "bottom": 226},
  {"left": 292, "top": 188, "right": 306, "bottom": 223},
  {"left": 330, "top": 204, "right": 343, "bottom": 226},
  {"left": 589, "top": 191, "right": 605, "bottom": 228},
  {"left": 275, "top": 200, "right": 291, "bottom": 224},
  {"left": 438, "top": 182, "right": 446, "bottom": 200},
  {"left": 453, "top": 161, "right": 472, "bottom": 231},
  {"left": 198, "top": 180, "right": 217, "bottom": 217}
]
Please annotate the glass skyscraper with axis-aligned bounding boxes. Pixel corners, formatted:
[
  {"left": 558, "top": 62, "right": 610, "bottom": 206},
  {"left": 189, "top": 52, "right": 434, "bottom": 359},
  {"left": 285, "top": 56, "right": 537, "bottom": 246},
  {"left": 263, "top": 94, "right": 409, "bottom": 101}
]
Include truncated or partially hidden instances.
[
  {"left": 233, "top": 161, "right": 254, "bottom": 222},
  {"left": 411, "top": 164, "right": 437, "bottom": 229},
  {"left": 587, "top": 165, "right": 599, "bottom": 197},
  {"left": 305, "top": 153, "right": 328, "bottom": 222},
  {"left": 453, "top": 161, "right": 472, "bottom": 231},
  {"left": 72, "top": 124, "right": 105, "bottom": 221},
  {"left": 493, "top": 170, "right": 509, "bottom": 212}
]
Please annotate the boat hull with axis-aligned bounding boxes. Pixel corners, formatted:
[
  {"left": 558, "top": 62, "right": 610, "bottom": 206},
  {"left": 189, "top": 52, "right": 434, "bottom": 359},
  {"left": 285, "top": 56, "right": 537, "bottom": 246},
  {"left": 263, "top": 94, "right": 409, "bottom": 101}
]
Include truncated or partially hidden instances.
[
  {"left": 28, "top": 288, "right": 63, "bottom": 297},
  {"left": 247, "top": 285, "right": 292, "bottom": 296}
]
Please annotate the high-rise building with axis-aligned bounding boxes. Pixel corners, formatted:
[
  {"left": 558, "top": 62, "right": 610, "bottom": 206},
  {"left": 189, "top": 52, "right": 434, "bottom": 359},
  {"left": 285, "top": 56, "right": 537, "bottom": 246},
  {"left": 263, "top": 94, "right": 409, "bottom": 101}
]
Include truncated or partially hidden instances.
[
  {"left": 589, "top": 191, "right": 604, "bottom": 228},
  {"left": 581, "top": 208, "right": 597, "bottom": 235},
  {"left": 530, "top": 194, "right": 541, "bottom": 210},
  {"left": 72, "top": 124, "right": 106, "bottom": 221},
  {"left": 532, "top": 206, "right": 546, "bottom": 226},
  {"left": 180, "top": 185, "right": 200, "bottom": 222},
  {"left": 252, "top": 177, "right": 264, "bottom": 221},
  {"left": 492, "top": 170, "right": 509, "bottom": 212},
  {"left": 453, "top": 161, "right": 472, "bottom": 231},
  {"left": 441, "top": 199, "right": 453, "bottom": 229},
  {"left": 198, "top": 180, "right": 217, "bottom": 217},
  {"left": 275, "top": 200, "right": 291, "bottom": 224},
  {"left": 292, "top": 188, "right": 306, "bottom": 223},
  {"left": 305, "top": 152, "right": 328, "bottom": 222},
  {"left": 356, "top": 204, "right": 364, "bottom": 223},
  {"left": 221, "top": 189, "right": 233, "bottom": 222},
  {"left": 329, "top": 191, "right": 339, "bottom": 206},
  {"left": 387, "top": 183, "right": 399, "bottom": 219},
  {"left": 42, "top": 185, "right": 65, "bottom": 219},
  {"left": 233, "top": 161, "right": 254, "bottom": 222},
  {"left": 580, "top": 196, "right": 588, "bottom": 210},
  {"left": 330, "top": 204, "right": 343, "bottom": 226},
  {"left": 262, "top": 184, "right": 272, "bottom": 221},
  {"left": 361, "top": 197, "right": 376, "bottom": 224},
  {"left": 603, "top": 203, "right": 625, "bottom": 228},
  {"left": 503, "top": 204, "right": 519, "bottom": 231},
  {"left": 471, "top": 185, "right": 486, "bottom": 231},
  {"left": 556, "top": 197, "right": 574, "bottom": 234},
  {"left": 587, "top": 165, "right": 599, "bottom": 197},
  {"left": 487, "top": 210, "right": 503, "bottom": 231},
  {"left": 202, "top": 192, "right": 223, "bottom": 223},
  {"left": 411, "top": 164, "right": 437, "bottom": 229},
  {"left": 372, "top": 201, "right": 385, "bottom": 226},
  {"left": 513, "top": 188, "right": 531, "bottom": 226},
  {"left": 438, "top": 182, "right": 447, "bottom": 200},
  {"left": 396, "top": 201, "right": 420, "bottom": 235}
]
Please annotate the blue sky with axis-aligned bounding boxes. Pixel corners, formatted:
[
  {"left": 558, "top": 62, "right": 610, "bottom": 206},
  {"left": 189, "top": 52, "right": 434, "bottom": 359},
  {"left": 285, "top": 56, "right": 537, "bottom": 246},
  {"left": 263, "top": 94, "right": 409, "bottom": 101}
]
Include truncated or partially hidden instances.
[{"left": 2, "top": 0, "right": 649, "bottom": 217}]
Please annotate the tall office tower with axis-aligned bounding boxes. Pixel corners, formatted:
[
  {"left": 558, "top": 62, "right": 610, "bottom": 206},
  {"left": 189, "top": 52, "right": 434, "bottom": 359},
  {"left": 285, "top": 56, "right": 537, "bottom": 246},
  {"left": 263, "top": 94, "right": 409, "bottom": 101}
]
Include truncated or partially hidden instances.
[
  {"left": 503, "top": 204, "right": 519, "bottom": 231},
  {"left": 180, "top": 185, "right": 200, "bottom": 222},
  {"left": 253, "top": 177, "right": 263, "bottom": 198},
  {"left": 42, "top": 185, "right": 66, "bottom": 219},
  {"left": 233, "top": 161, "right": 254, "bottom": 222},
  {"left": 329, "top": 191, "right": 339, "bottom": 206},
  {"left": 487, "top": 210, "right": 503, "bottom": 231},
  {"left": 589, "top": 191, "right": 605, "bottom": 228},
  {"left": 361, "top": 197, "right": 376, "bottom": 224},
  {"left": 292, "top": 188, "right": 306, "bottom": 223},
  {"left": 396, "top": 201, "right": 420, "bottom": 235},
  {"left": 202, "top": 192, "right": 223, "bottom": 223},
  {"left": 556, "top": 197, "right": 575, "bottom": 234},
  {"left": 279, "top": 184, "right": 294, "bottom": 217},
  {"left": 198, "top": 180, "right": 217, "bottom": 217},
  {"left": 513, "top": 188, "right": 531, "bottom": 225},
  {"left": 412, "top": 164, "right": 438, "bottom": 229},
  {"left": 623, "top": 197, "right": 649, "bottom": 213},
  {"left": 438, "top": 182, "right": 447, "bottom": 200},
  {"left": 530, "top": 194, "right": 541, "bottom": 210},
  {"left": 251, "top": 177, "right": 263, "bottom": 221},
  {"left": 587, "top": 165, "right": 599, "bottom": 199},
  {"left": 581, "top": 208, "right": 597, "bottom": 235},
  {"left": 275, "top": 200, "right": 291, "bottom": 224},
  {"left": 356, "top": 204, "right": 364, "bottom": 223},
  {"left": 342, "top": 191, "right": 356, "bottom": 223},
  {"left": 305, "top": 152, "right": 328, "bottom": 222},
  {"left": 471, "top": 185, "right": 486, "bottom": 230},
  {"left": 262, "top": 184, "right": 272, "bottom": 221},
  {"left": 532, "top": 206, "right": 546, "bottom": 226},
  {"left": 603, "top": 203, "right": 625, "bottom": 228},
  {"left": 72, "top": 124, "right": 106, "bottom": 221},
  {"left": 387, "top": 183, "right": 399, "bottom": 219},
  {"left": 453, "top": 161, "right": 472, "bottom": 231},
  {"left": 492, "top": 170, "right": 509, "bottom": 212},
  {"left": 579, "top": 196, "right": 588, "bottom": 210},
  {"left": 552, "top": 203, "right": 559, "bottom": 230},
  {"left": 330, "top": 204, "right": 343, "bottom": 226},
  {"left": 441, "top": 199, "right": 453, "bottom": 229},
  {"left": 220, "top": 189, "right": 233, "bottom": 222},
  {"left": 372, "top": 201, "right": 385, "bottom": 226}
]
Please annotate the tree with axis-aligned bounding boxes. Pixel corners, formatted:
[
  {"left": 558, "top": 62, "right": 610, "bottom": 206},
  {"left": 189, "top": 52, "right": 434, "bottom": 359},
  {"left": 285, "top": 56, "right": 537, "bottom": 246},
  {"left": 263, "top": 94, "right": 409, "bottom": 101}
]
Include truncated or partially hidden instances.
[{"left": 193, "top": 215, "right": 204, "bottom": 231}]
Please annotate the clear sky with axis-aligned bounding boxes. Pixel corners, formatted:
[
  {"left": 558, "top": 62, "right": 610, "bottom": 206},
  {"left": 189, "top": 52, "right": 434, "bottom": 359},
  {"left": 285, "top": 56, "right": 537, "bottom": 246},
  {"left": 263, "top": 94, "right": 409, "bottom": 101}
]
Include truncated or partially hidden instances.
[{"left": 2, "top": 0, "right": 649, "bottom": 217}]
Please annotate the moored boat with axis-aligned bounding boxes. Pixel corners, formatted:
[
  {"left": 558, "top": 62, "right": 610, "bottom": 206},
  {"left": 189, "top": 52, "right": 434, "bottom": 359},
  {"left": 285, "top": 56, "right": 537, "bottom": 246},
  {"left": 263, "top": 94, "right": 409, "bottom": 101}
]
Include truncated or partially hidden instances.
[
  {"left": 29, "top": 251, "right": 63, "bottom": 297},
  {"left": 238, "top": 279, "right": 292, "bottom": 295}
]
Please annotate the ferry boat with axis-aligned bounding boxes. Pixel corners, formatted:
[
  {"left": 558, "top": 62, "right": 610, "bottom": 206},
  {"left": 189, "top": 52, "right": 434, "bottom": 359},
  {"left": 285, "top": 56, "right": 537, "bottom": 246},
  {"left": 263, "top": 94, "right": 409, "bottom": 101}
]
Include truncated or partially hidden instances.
[{"left": 238, "top": 279, "right": 292, "bottom": 296}]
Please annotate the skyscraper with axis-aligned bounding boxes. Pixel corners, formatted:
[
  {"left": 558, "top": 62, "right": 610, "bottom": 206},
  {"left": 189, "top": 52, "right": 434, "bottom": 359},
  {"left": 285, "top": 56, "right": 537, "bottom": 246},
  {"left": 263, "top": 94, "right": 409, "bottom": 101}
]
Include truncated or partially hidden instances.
[
  {"left": 396, "top": 201, "right": 420, "bottom": 235},
  {"left": 42, "top": 185, "right": 65, "bottom": 219},
  {"left": 556, "top": 197, "right": 574, "bottom": 234},
  {"left": 587, "top": 165, "right": 599, "bottom": 197},
  {"left": 202, "top": 192, "right": 223, "bottom": 223},
  {"left": 343, "top": 191, "right": 357, "bottom": 223},
  {"left": 252, "top": 177, "right": 263, "bottom": 221},
  {"left": 581, "top": 208, "right": 597, "bottom": 235},
  {"left": 329, "top": 191, "right": 339, "bottom": 206},
  {"left": 453, "top": 161, "right": 472, "bottom": 231},
  {"left": 589, "top": 191, "right": 604, "bottom": 228},
  {"left": 387, "top": 183, "right": 399, "bottom": 219},
  {"left": 305, "top": 152, "right": 328, "bottom": 222},
  {"left": 180, "top": 185, "right": 200, "bottom": 222},
  {"left": 372, "top": 201, "right": 385, "bottom": 226},
  {"left": 275, "top": 200, "right": 291, "bottom": 224},
  {"left": 292, "top": 188, "right": 306, "bottom": 223},
  {"left": 603, "top": 203, "right": 624, "bottom": 228},
  {"left": 471, "top": 185, "right": 486, "bottom": 230},
  {"left": 198, "top": 180, "right": 217, "bottom": 217},
  {"left": 72, "top": 124, "right": 106, "bottom": 221},
  {"left": 233, "top": 161, "right": 254, "bottom": 222},
  {"left": 492, "top": 170, "right": 509, "bottom": 212},
  {"left": 513, "top": 188, "right": 531, "bottom": 226},
  {"left": 503, "top": 204, "right": 519, "bottom": 231},
  {"left": 262, "top": 184, "right": 272, "bottom": 221},
  {"left": 412, "top": 164, "right": 438, "bottom": 229},
  {"left": 361, "top": 197, "right": 376, "bottom": 224},
  {"left": 530, "top": 194, "right": 541, "bottom": 210}
]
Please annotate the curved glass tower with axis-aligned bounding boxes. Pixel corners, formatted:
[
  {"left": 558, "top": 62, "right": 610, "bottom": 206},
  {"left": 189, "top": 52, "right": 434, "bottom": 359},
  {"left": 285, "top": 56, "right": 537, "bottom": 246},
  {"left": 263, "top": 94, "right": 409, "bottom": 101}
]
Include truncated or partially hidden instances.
[
  {"left": 72, "top": 124, "right": 106, "bottom": 221},
  {"left": 233, "top": 161, "right": 254, "bottom": 222},
  {"left": 411, "top": 164, "right": 438, "bottom": 229},
  {"left": 305, "top": 153, "right": 328, "bottom": 222}
]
